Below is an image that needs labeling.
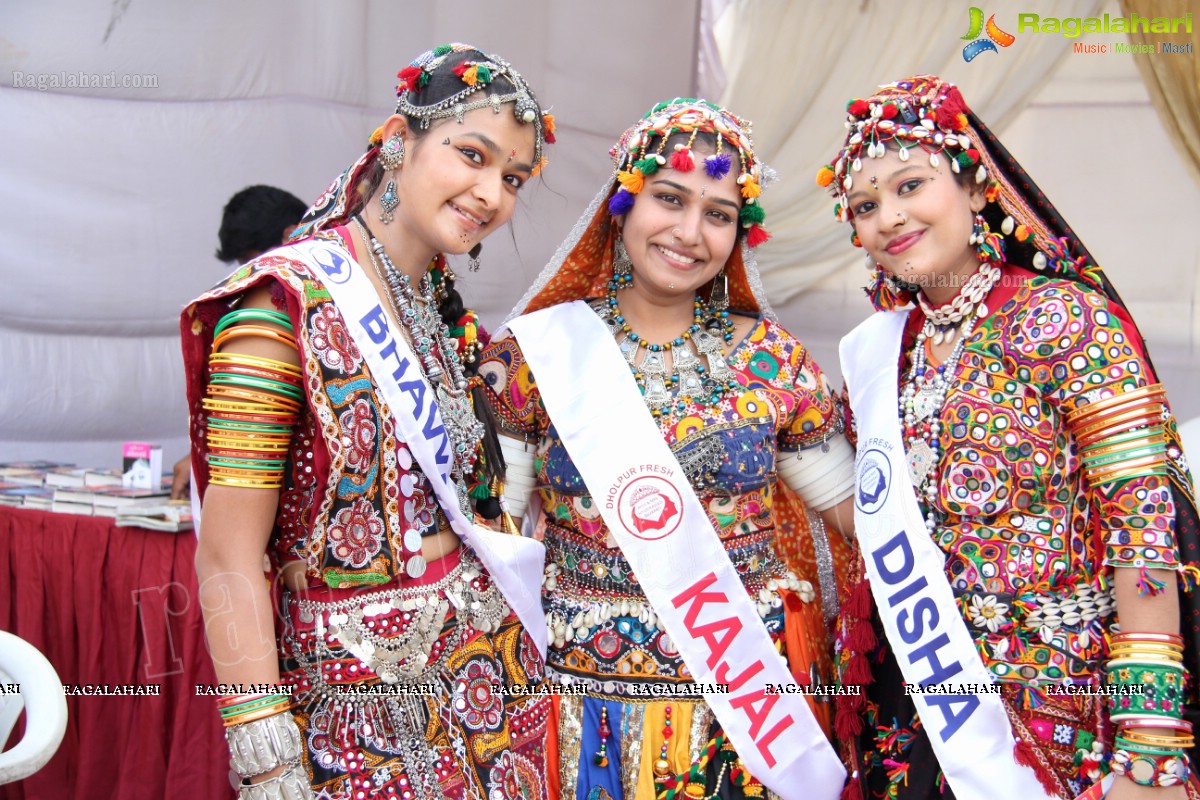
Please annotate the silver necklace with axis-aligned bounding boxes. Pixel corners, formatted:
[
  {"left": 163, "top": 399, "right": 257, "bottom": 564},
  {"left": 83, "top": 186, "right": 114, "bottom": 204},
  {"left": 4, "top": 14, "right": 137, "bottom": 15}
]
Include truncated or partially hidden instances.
[
  {"left": 353, "top": 217, "right": 484, "bottom": 511},
  {"left": 916, "top": 260, "right": 1001, "bottom": 345}
]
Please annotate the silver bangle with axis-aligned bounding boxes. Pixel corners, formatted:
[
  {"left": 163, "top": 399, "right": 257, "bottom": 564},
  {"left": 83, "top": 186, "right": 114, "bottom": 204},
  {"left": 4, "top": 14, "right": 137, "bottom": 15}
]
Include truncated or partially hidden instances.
[
  {"left": 237, "top": 761, "right": 312, "bottom": 800},
  {"left": 226, "top": 711, "right": 305, "bottom": 779}
]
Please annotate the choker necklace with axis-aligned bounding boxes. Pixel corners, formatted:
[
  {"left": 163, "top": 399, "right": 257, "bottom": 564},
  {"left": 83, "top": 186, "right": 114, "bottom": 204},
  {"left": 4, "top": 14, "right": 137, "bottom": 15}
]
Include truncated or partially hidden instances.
[
  {"left": 597, "top": 279, "right": 738, "bottom": 418},
  {"left": 353, "top": 216, "right": 484, "bottom": 512},
  {"left": 916, "top": 260, "right": 1001, "bottom": 345}
]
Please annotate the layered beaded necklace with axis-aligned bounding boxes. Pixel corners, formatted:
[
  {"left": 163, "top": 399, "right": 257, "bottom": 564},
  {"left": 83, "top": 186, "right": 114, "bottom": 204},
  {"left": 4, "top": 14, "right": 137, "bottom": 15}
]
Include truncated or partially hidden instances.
[
  {"left": 916, "top": 260, "right": 1001, "bottom": 345},
  {"left": 900, "top": 259, "right": 1002, "bottom": 532},
  {"left": 597, "top": 279, "right": 738, "bottom": 418},
  {"left": 353, "top": 216, "right": 484, "bottom": 514}
]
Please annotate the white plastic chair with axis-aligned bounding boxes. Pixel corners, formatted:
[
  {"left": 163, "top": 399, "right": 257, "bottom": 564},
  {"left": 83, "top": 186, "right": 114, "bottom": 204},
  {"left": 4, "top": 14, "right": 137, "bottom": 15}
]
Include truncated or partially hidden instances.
[{"left": 0, "top": 630, "right": 68, "bottom": 784}]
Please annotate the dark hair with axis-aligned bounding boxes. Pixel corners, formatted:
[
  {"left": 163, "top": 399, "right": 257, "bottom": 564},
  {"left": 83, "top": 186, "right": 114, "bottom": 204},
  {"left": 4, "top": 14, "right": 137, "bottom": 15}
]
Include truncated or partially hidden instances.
[{"left": 216, "top": 185, "right": 307, "bottom": 263}]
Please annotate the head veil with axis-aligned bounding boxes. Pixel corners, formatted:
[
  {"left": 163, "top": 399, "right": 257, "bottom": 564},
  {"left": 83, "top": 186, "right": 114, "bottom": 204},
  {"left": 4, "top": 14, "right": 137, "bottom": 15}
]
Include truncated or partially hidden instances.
[{"left": 506, "top": 98, "right": 777, "bottom": 322}]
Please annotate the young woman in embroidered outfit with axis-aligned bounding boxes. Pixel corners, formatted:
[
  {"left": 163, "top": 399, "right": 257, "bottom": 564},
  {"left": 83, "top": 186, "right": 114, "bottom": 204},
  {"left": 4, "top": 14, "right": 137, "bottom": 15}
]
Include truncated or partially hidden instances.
[
  {"left": 820, "top": 76, "right": 1200, "bottom": 800},
  {"left": 479, "top": 99, "right": 857, "bottom": 800},
  {"left": 181, "top": 44, "right": 555, "bottom": 800}
]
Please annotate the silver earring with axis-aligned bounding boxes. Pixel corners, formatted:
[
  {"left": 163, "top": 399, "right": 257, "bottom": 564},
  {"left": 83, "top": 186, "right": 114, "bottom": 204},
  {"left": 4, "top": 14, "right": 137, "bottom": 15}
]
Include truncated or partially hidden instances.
[
  {"left": 612, "top": 234, "right": 633, "bottom": 289},
  {"left": 379, "top": 180, "right": 398, "bottom": 224},
  {"left": 710, "top": 269, "right": 728, "bottom": 312},
  {"left": 379, "top": 134, "right": 405, "bottom": 169},
  {"left": 468, "top": 243, "right": 482, "bottom": 272}
]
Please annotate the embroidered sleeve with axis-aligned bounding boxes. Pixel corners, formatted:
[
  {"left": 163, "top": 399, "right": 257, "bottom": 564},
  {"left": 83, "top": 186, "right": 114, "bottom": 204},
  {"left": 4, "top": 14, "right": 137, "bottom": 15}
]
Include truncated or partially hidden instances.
[
  {"left": 477, "top": 334, "right": 547, "bottom": 440},
  {"left": 998, "top": 281, "right": 1178, "bottom": 570},
  {"left": 775, "top": 338, "right": 847, "bottom": 453}
]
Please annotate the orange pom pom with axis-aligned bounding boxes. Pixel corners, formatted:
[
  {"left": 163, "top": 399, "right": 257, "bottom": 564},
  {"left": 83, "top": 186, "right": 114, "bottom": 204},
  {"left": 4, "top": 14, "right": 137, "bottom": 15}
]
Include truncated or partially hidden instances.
[
  {"left": 368, "top": 126, "right": 385, "bottom": 147},
  {"left": 740, "top": 177, "right": 761, "bottom": 199},
  {"left": 816, "top": 166, "right": 835, "bottom": 188},
  {"left": 617, "top": 168, "right": 645, "bottom": 194}
]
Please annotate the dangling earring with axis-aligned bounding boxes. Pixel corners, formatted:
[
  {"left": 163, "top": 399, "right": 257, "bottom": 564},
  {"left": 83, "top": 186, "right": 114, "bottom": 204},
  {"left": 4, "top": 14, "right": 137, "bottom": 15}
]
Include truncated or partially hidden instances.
[
  {"left": 612, "top": 234, "right": 633, "bottom": 289},
  {"left": 709, "top": 269, "right": 729, "bottom": 312},
  {"left": 968, "top": 212, "right": 986, "bottom": 246},
  {"left": 467, "top": 243, "right": 482, "bottom": 272},
  {"left": 378, "top": 134, "right": 405, "bottom": 224}
]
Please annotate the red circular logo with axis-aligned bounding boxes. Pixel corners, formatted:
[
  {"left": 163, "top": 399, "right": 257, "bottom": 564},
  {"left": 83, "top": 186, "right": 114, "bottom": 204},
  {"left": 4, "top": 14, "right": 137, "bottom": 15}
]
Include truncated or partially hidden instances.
[{"left": 616, "top": 475, "right": 684, "bottom": 541}]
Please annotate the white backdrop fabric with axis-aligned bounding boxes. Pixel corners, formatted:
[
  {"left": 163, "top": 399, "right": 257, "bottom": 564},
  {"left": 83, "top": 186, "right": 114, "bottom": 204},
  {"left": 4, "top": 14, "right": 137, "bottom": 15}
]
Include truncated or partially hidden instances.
[{"left": 2, "top": 0, "right": 1197, "bottom": 470}]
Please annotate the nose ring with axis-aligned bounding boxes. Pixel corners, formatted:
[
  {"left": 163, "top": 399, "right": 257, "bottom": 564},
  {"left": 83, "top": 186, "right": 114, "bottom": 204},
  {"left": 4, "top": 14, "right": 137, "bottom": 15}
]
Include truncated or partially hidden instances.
[{"left": 672, "top": 228, "right": 682, "bottom": 240}]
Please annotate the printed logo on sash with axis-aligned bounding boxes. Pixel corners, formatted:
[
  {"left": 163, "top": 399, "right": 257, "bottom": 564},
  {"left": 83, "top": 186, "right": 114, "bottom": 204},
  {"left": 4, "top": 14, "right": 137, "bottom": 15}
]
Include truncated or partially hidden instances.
[
  {"left": 855, "top": 447, "right": 891, "bottom": 515},
  {"left": 618, "top": 475, "right": 683, "bottom": 539},
  {"left": 312, "top": 246, "right": 352, "bottom": 284}
]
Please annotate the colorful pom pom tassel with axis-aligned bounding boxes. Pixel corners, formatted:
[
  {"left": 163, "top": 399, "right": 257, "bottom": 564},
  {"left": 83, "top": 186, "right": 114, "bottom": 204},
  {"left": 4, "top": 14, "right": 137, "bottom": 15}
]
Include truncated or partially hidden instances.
[
  {"left": 745, "top": 224, "right": 771, "bottom": 248},
  {"left": 1136, "top": 565, "right": 1168, "bottom": 597},
  {"left": 739, "top": 175, "right": 761, "bottom": 199},
  {"left": 634, "top": 156, "right": 663, "bottom": 176},
  {"left": 704, "top": 153, "right": 732, "bottom": 180},
  {"left": 617, "top": 168, "right": 645, "bottom": 194},
  {"left": 670, "top": 146, "right": 695, "bottom": 172},
  {"left": 397, "top": 65, "right": 426, "bottom": 92},
  {"left": 739, "top": 202, "right": 765, "bottom": 226},
  {"left": 608, "top": 188, "right": 635, "bottom": 216},
  {"left": 816, "top": 166, "right": 835, "bottom": 187},
  {"left": 542, "top": 113, "right": 556, "bottom": 144}
]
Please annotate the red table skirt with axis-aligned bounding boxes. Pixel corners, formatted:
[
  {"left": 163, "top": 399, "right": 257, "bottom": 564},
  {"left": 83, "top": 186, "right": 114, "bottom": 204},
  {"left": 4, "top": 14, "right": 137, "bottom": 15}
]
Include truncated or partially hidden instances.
[{"left": 0, "top": 506, "right": 232, "bottom": 799}]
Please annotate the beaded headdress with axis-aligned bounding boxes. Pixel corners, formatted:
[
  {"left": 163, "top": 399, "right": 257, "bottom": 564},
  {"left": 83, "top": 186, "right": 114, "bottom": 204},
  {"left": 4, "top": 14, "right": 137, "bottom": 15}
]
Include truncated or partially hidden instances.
[
  {"left": 293, "top": 43, "right": 552, "bottom": 241},
  {"left": 817, "top": 75, "right": 1123, "bottom": 313},
  {"left": 396, "top": 43, "right": 553, "bottom": 174},
  {"left": 507, "top": 98, "right": 776, "bottom": 320}
]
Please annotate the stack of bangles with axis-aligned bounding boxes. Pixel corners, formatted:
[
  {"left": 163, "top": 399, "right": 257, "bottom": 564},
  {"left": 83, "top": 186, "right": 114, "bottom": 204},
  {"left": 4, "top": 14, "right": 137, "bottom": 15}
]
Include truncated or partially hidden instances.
[
  {"left": 1066, "top": 383, "right": 1169, "bottom": 488},
  {"left": 1107, "top": 631, "right": 1193, "bottom": 787},
  {"left": 202, "top": 309, "right": 303, "bottom": 489},
  {"left": 218, "top": 692, "right": 311, "bottom": 799}
]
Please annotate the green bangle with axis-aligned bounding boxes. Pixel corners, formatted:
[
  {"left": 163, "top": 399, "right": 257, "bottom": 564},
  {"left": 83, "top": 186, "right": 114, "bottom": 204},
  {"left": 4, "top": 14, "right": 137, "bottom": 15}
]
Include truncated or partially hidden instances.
[
  {"left": 1081, "top": 426, "right": 1165, "bottom": 452},
  {"left": 207, "top": 420, "right": 295, "bottom": 434},
  {"left": 1083, "top": 443, "right": 1168, "bottom": 468},
  {"left": 214, "top": 309, "right": 293, "bottom": 338},
  {"left": 209, "top": 374, "right": 305, "bottom": 398},
  {"left": 206, "top": 458, "right": 287, "bottom": 471},
  {"left": 219, "top": 694, "right": 290, "bottom": 718}
]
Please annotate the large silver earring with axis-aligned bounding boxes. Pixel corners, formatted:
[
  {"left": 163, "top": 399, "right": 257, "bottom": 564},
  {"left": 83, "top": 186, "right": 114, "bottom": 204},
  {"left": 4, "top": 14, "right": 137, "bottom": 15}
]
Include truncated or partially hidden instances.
[
  {"left": 379, "top": 134, "right": 405, "bottom": 169},
  {"left": 612, "top": 234, "right": 633, "bottom": 289},
  {"left": 379, "top": 179, "right": 399, "bottom": 224},
  {"left": 709, "top": 269, "right": 728, "bottom": 312}
]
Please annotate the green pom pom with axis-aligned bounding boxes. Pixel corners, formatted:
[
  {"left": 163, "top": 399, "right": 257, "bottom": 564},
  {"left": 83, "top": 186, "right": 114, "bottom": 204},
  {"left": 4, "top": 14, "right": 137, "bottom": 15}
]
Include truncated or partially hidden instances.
[
  {"left": 956, "top": 151, "right": 974, "bottom": 169},
  {"left": 469, "top": 481, "right": 491, "bottom": 500},
  {"left": 634, "top": 157, "right": 660, "bottom": 175},
  {"left": 433, "top": 45, "right": 453, "bottom": 56},
  {"left": 738, "top": 203, "right": 765, "bottom": 226},
  {"left": 475, "top": 65, "right": 492, "bottom": 84}
]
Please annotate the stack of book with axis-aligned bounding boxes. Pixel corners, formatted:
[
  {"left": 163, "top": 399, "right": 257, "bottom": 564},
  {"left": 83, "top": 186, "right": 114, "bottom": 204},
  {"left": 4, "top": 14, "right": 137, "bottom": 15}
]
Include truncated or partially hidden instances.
[{"left": 0, "top": 461, "right": 186, "bottom": 530}]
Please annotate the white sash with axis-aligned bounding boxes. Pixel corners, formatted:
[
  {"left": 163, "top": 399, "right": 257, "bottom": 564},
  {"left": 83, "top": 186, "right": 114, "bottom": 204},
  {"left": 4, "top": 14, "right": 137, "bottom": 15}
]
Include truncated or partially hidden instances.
[
  {"left": 286, "top": 239, "right": 547, "bottom": 656},
  {"left": 839, "top": 311, "right": 1056, "bottom": 799},
  {"left": 506, "top": 301, "right": 845, "bottom": 800}
]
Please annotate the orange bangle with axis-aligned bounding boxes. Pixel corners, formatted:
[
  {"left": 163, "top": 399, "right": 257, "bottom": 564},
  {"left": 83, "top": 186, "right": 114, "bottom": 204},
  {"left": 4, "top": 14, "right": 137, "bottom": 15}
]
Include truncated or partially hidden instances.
[
  {"left": 212, "top": 325, "right": 299, "bottom": 353},
  {"left": 210, "top": 352, "right": 303, "bottom": 377},
  {"left": 1067, "top": 384, "right": 1166, "bottom": 424}
]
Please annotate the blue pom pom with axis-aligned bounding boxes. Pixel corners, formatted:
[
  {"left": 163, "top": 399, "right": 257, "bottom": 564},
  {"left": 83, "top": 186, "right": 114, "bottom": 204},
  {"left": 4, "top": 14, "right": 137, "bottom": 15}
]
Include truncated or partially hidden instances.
[
  {"left": 608, "top": 188, "right": 635, "bottom": 216},
  {"left": 704, "top": 153, "right": 732, "bottom": 180}
]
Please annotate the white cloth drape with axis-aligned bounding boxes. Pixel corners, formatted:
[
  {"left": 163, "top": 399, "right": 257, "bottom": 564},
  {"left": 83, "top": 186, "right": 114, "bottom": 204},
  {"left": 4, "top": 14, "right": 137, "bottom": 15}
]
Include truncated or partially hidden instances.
[{"left": 704, "top": 0, "right": 1106, "bottom": 303}]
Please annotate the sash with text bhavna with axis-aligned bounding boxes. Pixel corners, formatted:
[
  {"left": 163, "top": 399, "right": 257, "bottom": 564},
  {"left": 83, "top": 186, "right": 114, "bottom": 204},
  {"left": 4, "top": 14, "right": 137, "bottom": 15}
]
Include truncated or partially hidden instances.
[
  {"left": 507, "top": 301, "right": 845, "bottom": 800},
  {"left": 285, "top": 239, "right": 548, "bottom": 656},
  {"left": 839, "top": 310, "right": 1055, "bottom": 799}
]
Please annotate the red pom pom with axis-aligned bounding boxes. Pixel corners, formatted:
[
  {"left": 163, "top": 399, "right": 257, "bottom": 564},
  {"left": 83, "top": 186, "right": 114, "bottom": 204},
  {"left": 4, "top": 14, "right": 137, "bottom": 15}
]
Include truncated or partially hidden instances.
[
  {"left": 397, "top": 66, "right": 424, "bottom": 93},
  {"left": 843, "top": 652, "right": 872, "bottom": 685},
  {"left": 841, "top": 779, "right": 865, "bottom": 800},
  {"left": 936, "top": 86, "right": 972, "bottom": 131},
  {"left": 846, "top": 575, "right": 873, "bottom": 618},
  {"left": 451, "top": 62, "right": 470, "bottom": 78},
  {"left": 966, "top": 148, "right": 980, "bottom": 164},
  {"left": 669, "top": 148, "right": 695, "bottom": 172},
  {"left": 847, "top": 99, "right": 870, "bottom": 117},
  {"left": 881, "top": 103, "right": 898, "bottom": 120},
  {"left": 745, "top": 224, "right": 771, "bottom": 248}
]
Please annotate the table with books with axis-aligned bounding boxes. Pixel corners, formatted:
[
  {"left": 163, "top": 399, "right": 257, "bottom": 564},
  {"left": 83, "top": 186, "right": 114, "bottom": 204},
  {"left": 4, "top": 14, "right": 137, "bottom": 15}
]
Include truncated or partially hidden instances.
[{"left": 0, "top": 462, "right": 230, "bottom": 800}]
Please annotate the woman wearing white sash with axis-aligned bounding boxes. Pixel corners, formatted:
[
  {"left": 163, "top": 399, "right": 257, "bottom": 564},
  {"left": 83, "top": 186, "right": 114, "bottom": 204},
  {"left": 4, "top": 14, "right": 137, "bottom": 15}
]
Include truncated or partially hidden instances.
[
  {"left": 480, "top": 99, "right": 857, "bottom": 800},
  {"left": 820, "top": 76, "right": 1200, "bottom": 799},
  {"left": 181, "top": 44, "right": 555, "bottom": 800}
]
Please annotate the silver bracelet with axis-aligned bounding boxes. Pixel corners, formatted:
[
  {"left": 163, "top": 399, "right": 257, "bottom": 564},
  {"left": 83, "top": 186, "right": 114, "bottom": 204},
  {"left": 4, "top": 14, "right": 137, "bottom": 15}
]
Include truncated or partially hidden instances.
[
  {"left": 238, "top": 761, "right": 312, "bottom": 800},
  {"left": 226, "top": 711, "right": 305, "bottom": 780}
]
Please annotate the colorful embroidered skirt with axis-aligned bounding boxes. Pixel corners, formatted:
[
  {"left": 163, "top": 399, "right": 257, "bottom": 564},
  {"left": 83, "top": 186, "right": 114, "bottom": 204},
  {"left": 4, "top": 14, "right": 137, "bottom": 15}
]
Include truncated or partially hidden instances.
[{"left": 278, "top": 548, "right": 550, "bottom": 799}]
